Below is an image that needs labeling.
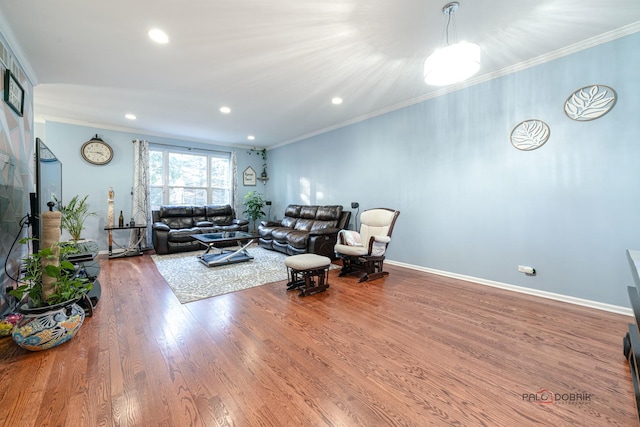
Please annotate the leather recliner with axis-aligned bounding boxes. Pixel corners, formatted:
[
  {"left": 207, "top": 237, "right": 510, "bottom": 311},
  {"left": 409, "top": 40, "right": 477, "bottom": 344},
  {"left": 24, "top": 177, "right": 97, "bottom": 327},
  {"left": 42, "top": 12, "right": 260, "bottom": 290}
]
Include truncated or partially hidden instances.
[
  {"left": 258, "top": 205, "right": 350, "bottom": 259},
  {"left": 152, "top": 204, "right": 249, "bottom": 255}
]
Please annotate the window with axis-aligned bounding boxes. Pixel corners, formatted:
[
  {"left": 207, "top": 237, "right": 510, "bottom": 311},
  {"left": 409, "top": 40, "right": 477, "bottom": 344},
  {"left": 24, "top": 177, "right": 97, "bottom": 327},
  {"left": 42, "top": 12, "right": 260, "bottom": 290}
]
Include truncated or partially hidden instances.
[{"left": 149, "top": 146, "right": 231, "bottom": 210}]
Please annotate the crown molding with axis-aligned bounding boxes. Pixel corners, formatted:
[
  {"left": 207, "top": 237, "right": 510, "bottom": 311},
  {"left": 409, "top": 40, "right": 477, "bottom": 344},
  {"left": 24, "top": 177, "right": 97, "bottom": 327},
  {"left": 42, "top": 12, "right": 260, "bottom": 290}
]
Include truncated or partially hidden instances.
[
  {"left": 276, "top": 21, "right": 640, "bottom": 149},
  {"left": 29, "top": 20, "right": 640, "bottom": 151},
  {"left": 467, "top": 20, "right": 640, "bottom": 90},
  {"left": 35, "top": 114, "right": 242, "bottom": 149},
  {"left": 0, "top": 9, "right": 38, "bottom": 86}
]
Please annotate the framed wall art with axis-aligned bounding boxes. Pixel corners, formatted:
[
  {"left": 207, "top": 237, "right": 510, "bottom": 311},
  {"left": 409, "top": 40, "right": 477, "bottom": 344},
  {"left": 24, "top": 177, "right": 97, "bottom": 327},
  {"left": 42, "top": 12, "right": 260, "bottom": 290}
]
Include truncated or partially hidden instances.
[
  {"left": 510, "top": 119, "right": 550, "bottom": 151},
  {"left": 4, "top": 69, "right": 24, "bottom": 116},
  {"left": 243, "top": 166, "right": 257, "bottom": 186},
  {"left": 564, "top": 84, "right": 616, "bottom": 121},
  {"left": 4, "top": 69, "right": 24, "bottom": 117}
]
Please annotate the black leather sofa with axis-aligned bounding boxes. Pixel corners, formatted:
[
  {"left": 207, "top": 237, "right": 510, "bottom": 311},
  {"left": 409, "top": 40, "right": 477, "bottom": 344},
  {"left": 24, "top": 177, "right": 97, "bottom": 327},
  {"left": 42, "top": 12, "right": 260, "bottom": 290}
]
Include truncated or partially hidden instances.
[
  {"left": 258, "top": 205, "right": 350, "bottom": 259},
  {"left": 152, "top": 204, "right": 249, "bottom": 255}
]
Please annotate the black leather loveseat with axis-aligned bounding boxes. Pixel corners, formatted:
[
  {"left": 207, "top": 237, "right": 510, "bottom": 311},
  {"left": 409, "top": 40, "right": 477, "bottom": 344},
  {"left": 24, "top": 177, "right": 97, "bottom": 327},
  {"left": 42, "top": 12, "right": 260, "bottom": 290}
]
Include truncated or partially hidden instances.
[
  {"left": 152, "top": 204, "right": 249, "bottom": 255},
  {"left": 258, "top": 205, "right": 350, "bottom": 259}
]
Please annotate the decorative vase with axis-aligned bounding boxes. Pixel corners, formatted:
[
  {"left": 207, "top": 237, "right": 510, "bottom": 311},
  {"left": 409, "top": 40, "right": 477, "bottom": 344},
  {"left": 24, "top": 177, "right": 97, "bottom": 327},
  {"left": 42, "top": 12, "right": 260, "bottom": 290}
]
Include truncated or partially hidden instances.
[{"left": 12, "top": 300, "right": 85, "bottom": 351}]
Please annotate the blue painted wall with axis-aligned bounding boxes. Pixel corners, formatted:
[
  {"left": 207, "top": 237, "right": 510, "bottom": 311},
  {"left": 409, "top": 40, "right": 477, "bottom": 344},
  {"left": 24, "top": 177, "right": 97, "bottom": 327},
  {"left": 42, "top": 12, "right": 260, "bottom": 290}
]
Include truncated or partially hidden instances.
[
  {"left": 37, "top": 32, "right": 639, "bottom": 308},
  {"left": 37, "top": 122, "right": 265, "bottom": 249},
  {"left": 268, "top": 32, "right": 640, "bottom": 307}
]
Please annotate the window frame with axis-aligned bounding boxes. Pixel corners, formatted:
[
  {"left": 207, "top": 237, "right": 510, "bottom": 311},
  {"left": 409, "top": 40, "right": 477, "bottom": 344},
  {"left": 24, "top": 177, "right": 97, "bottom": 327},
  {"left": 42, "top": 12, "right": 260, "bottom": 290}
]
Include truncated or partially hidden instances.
[{"left": 149, "top": 145, "right": 232, "bottom": 210}]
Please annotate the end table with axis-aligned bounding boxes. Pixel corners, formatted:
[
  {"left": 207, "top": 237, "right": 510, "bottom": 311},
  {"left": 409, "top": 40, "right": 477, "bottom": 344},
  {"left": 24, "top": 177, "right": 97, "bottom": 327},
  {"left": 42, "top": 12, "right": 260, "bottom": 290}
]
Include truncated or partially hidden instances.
[{"left": 104, "top": 224, "right": 147, "bottom": 258}]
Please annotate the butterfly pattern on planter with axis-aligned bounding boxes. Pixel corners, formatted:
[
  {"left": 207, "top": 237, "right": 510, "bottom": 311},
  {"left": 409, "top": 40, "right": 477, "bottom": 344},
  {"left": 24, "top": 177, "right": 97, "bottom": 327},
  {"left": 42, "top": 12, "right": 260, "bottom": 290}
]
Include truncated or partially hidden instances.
[
  {"left": 510, "top": 119, "right": 550, "bottom": 151},
  {"left": 564, "top": 85, "right": 617, "bottom": 121}
]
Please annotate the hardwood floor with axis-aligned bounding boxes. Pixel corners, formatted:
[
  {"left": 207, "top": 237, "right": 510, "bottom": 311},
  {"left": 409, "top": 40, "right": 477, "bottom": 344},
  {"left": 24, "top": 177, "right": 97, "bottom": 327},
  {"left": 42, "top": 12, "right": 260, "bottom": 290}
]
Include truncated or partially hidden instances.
[{"left": 0, "top": 253, "right": 636, "bottom": 426}]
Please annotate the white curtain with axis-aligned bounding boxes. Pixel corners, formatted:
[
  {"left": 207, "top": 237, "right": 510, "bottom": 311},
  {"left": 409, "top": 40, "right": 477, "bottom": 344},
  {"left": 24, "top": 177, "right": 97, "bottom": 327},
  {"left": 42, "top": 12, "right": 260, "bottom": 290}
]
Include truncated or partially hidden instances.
[
  {"left": 231, "top": 150, "right": 238, "bottom": 214},
  {"left": 130, "top": 139, "right": 151, "bottom": 249}
]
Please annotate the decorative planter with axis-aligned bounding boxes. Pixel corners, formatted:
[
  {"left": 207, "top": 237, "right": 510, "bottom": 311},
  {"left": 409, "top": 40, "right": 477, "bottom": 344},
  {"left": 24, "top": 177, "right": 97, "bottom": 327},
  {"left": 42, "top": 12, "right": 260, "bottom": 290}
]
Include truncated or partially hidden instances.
[{"left": 12, "top": 300, "right": 85, "bottom": 351}]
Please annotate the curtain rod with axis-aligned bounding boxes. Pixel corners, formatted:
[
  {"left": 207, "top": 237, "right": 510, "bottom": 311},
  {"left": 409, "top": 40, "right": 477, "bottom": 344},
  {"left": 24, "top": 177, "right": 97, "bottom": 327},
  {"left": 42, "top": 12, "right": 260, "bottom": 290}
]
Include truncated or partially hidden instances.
[{"left": 133, "top": 140, "right": 232, "bottom": 154}]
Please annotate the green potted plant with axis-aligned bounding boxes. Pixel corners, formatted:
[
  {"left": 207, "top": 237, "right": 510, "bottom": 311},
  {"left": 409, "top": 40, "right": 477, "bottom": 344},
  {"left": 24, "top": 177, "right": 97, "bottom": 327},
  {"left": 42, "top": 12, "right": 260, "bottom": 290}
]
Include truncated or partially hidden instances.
[
  {"left": 243, "top": 191, "right": 266, "bottom": 232},
  {"left": 10, "top": 240, "right": 92, "bottom": 307},
  {"left": 58, "top": 195, "right": 97, "bottom": 241},
  {"left": 8, "top": 239, "right": 92, "bottom": 351}
]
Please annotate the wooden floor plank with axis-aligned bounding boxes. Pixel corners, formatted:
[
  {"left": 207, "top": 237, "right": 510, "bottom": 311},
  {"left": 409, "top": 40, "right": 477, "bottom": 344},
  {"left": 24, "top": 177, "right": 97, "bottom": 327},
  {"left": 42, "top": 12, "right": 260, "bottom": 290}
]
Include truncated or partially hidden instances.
[{"left": 0, "top": 252, "right": 636, "bottom": 426}]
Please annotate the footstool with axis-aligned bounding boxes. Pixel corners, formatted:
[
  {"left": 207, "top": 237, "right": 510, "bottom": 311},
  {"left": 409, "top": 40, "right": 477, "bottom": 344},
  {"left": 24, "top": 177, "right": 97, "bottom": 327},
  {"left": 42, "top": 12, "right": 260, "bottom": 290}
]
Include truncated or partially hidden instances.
[{"left": 284, "top": 254, "right": 331, "bottom": 296}]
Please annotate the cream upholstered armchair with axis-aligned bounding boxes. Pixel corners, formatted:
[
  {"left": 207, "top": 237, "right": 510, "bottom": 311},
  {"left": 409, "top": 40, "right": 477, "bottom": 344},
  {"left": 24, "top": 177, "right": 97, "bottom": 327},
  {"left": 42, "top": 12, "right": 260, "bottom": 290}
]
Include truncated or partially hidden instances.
[{"left": 334, "top": 208, "right": 400, "bottom": 282}]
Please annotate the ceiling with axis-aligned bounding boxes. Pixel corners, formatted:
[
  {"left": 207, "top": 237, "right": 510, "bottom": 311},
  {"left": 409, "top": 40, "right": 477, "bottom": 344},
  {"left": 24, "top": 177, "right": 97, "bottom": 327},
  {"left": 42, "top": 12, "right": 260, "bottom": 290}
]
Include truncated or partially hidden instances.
[{"left": 1, "top": 1, "right": 639, "bottom": 148}]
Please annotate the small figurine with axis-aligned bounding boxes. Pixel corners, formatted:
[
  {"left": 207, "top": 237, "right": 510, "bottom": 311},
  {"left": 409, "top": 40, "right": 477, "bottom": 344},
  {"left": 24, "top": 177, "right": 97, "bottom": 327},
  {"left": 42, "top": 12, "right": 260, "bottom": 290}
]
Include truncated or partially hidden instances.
[{"left": 107, "top": 187, "right": 115, "bottom": 227}]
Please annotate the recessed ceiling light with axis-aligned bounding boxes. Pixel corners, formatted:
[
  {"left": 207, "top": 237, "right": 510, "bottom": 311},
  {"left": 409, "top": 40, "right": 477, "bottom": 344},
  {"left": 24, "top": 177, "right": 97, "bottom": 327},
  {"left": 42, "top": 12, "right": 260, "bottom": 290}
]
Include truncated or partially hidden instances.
[
  {"left": 332, "top": 97, "right": 343, "bottom": 105},
  {"left": 125, "top": 113, "right": 137, "bottom": 120},
  {"left": 148, "top": 28, "right": 169, "bottom": 44},
  {"left": 220, "top": 106, "right": 231, "bottom": 114},
  {"left": 247, "top": 135, "right": 255, "bottom": 140}
]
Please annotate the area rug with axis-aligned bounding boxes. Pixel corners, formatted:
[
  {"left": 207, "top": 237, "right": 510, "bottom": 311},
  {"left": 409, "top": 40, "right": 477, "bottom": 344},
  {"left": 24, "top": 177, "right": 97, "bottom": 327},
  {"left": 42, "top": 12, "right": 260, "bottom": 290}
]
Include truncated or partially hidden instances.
[{"left": 151, "top": 246, "right": 337, "bottom": 303}]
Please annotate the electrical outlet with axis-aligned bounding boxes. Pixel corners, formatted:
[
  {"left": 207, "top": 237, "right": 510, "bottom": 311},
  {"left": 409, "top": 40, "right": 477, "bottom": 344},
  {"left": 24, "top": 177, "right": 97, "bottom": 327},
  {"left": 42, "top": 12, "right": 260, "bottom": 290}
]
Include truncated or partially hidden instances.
[{"left": 518, "top": 265, "right": 536, "bottom": 275}]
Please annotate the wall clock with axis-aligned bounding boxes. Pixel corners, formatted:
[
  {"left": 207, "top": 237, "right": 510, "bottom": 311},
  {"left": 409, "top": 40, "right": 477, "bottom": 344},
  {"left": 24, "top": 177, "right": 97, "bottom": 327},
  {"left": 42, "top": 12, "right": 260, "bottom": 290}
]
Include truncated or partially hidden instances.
[{"left": 81, "top": 135, "right": 113, "bottom": 165}]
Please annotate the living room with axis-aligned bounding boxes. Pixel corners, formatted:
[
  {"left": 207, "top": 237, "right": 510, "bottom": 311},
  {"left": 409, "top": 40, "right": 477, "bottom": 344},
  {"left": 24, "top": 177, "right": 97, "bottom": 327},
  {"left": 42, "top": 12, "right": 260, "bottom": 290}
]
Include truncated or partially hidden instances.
[
  {"left": 1, "top": 2, "right": 640, "bottom": 425},
  {"left": 28, "top": 29, "right": 640, "bottom": 312}
]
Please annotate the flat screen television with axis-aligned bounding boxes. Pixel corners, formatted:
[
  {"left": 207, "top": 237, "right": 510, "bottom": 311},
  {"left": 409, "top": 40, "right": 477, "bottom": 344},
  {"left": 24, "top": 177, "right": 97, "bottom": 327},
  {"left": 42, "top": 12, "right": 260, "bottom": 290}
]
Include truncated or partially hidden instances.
[
  {"left": 1, "top": 138, "right": 62, "bottom": 314},
  {"left": 32, "top": 138, "right": 62, "bottom": 253}
]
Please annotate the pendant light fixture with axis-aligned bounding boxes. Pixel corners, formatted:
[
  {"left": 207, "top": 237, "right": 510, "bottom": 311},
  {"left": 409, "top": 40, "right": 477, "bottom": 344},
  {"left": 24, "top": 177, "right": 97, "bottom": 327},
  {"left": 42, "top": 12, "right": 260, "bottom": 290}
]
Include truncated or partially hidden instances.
[{"left": 423, "top": 2, "right": 480, "bottom": 86}]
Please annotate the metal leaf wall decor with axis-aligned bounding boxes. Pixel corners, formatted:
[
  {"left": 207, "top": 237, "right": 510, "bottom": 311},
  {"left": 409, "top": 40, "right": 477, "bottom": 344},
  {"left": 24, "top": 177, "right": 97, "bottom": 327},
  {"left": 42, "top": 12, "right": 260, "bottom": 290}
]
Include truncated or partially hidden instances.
[
  {"left": 564, "top": 85, "right": 617, "bottom": 121},
  {"left": 510, "top": 119, "right": 550, "bottom": 151}
]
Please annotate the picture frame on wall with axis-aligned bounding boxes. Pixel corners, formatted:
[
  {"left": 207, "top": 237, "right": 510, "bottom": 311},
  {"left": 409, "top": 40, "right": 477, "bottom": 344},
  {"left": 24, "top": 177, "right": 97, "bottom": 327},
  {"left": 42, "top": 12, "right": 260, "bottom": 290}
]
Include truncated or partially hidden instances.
[
  {"left": 4, "top": 69, "right": 24, "bottom": 116},
  {"left": 243, "top": 166, "right": 257, "bottom": 186}
]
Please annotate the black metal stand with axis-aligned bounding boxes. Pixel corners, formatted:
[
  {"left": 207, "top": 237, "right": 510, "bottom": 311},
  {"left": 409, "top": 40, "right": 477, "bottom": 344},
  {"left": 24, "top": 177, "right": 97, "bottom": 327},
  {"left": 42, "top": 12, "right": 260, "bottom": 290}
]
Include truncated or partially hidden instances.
[
  {"left": 624, "top": 250, "right": 640, "bottom": 423},
  {"left": 625, "top": 286, "right": 640, "bottom": 423},
  {"left": 71, "top": 253, "right": 101, "bottom": 316},
  {"left": 197, "top": 238, "right": 255, "bottom": 267},
  {"left": 104, "top": 225, "right": 147, "bottom": 258}
]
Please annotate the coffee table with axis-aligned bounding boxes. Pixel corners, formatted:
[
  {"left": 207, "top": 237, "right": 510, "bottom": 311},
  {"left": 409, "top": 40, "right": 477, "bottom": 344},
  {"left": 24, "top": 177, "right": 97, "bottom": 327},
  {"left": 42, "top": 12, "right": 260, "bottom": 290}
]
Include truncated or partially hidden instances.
[{"left": 191, "top": 231, "right": 257, "bottom": 267}]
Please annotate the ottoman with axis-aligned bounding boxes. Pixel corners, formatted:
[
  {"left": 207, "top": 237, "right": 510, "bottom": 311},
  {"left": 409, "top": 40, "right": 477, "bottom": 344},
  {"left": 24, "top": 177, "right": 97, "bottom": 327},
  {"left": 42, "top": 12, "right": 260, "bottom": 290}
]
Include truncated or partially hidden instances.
[{"left": 284, "top": 254, "right": 331, "bottom": 296}]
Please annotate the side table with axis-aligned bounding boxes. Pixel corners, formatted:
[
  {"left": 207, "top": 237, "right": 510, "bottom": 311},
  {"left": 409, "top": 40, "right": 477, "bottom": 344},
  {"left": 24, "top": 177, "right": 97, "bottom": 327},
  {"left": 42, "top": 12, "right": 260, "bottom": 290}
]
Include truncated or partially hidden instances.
[
  {"left": 64, "top": 240, "right": 101, "bottom": 316},
  {"left": 104, "top": 224, "right": 147, "bottom": 258}
]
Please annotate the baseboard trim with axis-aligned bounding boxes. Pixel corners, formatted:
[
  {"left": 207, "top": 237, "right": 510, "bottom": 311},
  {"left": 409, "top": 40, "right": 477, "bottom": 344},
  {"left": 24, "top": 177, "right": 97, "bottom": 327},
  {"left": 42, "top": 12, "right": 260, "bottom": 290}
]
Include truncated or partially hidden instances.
[{"left": 385, "top": 260, "right": 633, "bottom": 317}]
